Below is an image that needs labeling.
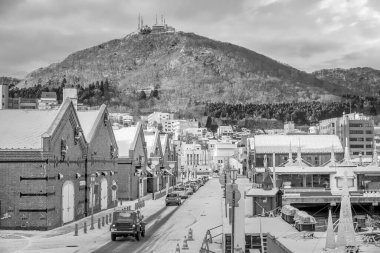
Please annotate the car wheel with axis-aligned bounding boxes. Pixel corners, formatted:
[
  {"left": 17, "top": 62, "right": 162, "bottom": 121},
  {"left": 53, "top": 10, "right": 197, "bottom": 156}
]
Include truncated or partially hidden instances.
[
  {"left": 136, "top": 231, "right": 141, "bottom": 241},
  {"left": 111, "top": 234, "right": 116, "bottom": 241},
  {"left": 142, "top": 230, "right": 145, "bottom": 237}
]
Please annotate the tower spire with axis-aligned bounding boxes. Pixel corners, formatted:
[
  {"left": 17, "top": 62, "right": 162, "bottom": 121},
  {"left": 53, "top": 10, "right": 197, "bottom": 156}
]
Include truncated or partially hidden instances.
[
  {"left": 331, "top": 144, "right": 336, "bottom": 165},
  {"left": 325, "top": 208, "right": 336, "bottom": 249},
  {"left": 296, "top": 139, "right": 302, "bottom": 164},
  {"left": 156, "top": 13, "right": 158, "bottom": 25},
  {"left": 336, "top": 170, "right": 356, "bottom": 247},
  {"left": 344, "top": 137, "right": 351, "bottom": 162},
  {"left": 288, "top": 142, "right": 293, "bottom": 164}
]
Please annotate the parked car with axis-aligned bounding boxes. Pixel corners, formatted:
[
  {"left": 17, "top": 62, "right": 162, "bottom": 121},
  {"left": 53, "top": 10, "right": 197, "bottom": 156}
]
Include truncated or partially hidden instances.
[
  {"left": 173, "top": 186, "right": 189, "bottom": 199},
  {"left": 189, "top": 182, "right": 199, "bottom": 192},
  {"left": 110, "top": 209, "right": 145, "bottom": 241},
  {"left": 186, "top": 187, "right": 194, "bottom": 195},
  {"left": 196, "top": 179, "right": 204, "bottom": 187},
  {"left": 165, "top": 193, "right": 182, "bottom": 206}
]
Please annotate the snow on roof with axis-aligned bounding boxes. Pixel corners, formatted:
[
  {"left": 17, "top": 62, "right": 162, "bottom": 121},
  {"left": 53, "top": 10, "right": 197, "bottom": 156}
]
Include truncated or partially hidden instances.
[
  {"left": 159, "top": 134, "right": 168, "bottom": 154},
  {"left": 41, "top": 92, "right": 57, "bottom": 99},
  {"left": 0, "top": 109, "right": 59, "bottom": 150},
  {"left": 113, "top": 126, "right": 138, "bottom": 157},
  {"left": 144, "top": 131, "right": 156, "bottom": 157},
  {"left": 254, "top": 135, "right": 343, "bottom": 154},
  {"left": 77, "top": 110, "right": 100, "bottom": 141},
  {"left": 246, "top": 188, "right": 280, "bottom": 196},
  {"left": 273, "top": 166, "right": 336, "bottom": 174},
  {"left": 224, "top": 216, "right": 296, "bottom": 235}
]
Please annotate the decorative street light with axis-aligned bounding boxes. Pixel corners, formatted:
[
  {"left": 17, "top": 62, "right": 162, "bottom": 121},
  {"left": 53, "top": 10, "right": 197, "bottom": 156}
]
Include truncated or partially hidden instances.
[
  {"left": 229, "top": 167, "right": 238, "bottom": 253},
  {"left": 151, "top": 157, "right": 161, "bottom": 198},
  {"left": 90, "top": 173, "right": 95, "bottom": 230},
  {"left": 168, "top": 161, "right": 176, "bottom": 191}
]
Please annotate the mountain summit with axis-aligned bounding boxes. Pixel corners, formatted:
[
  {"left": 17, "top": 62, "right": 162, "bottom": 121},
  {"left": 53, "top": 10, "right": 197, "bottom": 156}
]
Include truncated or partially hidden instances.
[{"left": 19, "top": 31, "right": 349, "bottom": 104}]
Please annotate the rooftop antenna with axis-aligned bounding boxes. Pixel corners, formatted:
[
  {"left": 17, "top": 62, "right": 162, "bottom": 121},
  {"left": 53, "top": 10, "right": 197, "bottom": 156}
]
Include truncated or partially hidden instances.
[
  {"left": 155, "top": 13, "right": 158, "bottom": 25},
  {"left": 141, "top": 16, "right": 143, "bottom": 27},
  {"left": 138, "top": 13, "right": 141, "bottom": 30}
]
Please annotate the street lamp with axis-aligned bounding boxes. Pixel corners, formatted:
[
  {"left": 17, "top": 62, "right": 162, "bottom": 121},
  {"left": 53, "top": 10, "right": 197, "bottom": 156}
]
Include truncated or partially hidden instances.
[
  {"left": 151, "top": 157, "right": 161, "bottom": 198},
  {"left": 229, "top": 167, "right": 238, "bottom": 253},
  {"left": 90, "top": 173, "right": 95, "bottom": 230},
  {"left": 168, "top": 161, "right": 176, "bottom": 189}
]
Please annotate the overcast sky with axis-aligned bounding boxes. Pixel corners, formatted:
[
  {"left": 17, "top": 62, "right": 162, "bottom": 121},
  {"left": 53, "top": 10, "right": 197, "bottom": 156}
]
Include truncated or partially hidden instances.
[{"left": 1, "top": 0, "right": 380, "bottom": 78}]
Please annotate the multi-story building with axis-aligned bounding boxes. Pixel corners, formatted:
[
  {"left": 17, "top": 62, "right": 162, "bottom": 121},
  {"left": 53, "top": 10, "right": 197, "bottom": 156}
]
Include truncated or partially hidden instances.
[
  {"left": 209, "top": 140, "right": 238, "bottom": 172},
  {"left": 180, "top": 142, "right": 210, "bottom": 178},
  {"left": 374, "top": 126, "right": 380, "bottom": 152},
  {"left": 183, "top": 127, "right": 207, "bottom": 138},
  {"left": 147, "top": 112, "right": 174, "bottom": 127},
  {"left": 38, "top": 92, "right": 58, "bottom": 110},
  {"left": 319, "top": 112, "right": 374, "bottom": 157},
  {"left": 0, "top": 84, "right": 9, "bottom": 109},
  {"left": 217, "top": 125, "right": 233, "bottom": 137}
]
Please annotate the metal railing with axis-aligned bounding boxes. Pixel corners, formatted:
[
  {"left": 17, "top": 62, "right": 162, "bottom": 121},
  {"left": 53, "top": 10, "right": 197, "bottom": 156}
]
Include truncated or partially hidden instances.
[{"left": 200, "top": 224, "right": 223, "bottom": 253}]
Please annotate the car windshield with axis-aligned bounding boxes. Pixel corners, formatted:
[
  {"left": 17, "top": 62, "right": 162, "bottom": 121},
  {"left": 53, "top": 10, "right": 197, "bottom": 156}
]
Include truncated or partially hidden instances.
[
  {"left": 167, "top": 193, "right": 178, "bottom": 197},
  {"left": 115, "top": 212, "right": 135, "bottom": 222}
]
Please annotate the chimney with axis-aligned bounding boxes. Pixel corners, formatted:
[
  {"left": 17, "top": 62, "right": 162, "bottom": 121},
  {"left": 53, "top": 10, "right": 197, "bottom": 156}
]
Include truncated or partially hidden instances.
[{"left": 63, "top": 87, "right": 78, "bottom": 110}]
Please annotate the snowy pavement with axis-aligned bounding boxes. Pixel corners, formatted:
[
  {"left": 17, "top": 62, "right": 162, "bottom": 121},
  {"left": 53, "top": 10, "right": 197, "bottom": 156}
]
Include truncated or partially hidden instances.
[
  {"left": 93, "top": 178, "right": 224, "bottom": 253},
  {"left": 0, "top": 180, "right": 224, "bottom": 253},
  {"left": 0, "top": 189, "right": 165, "bottom": 253}
]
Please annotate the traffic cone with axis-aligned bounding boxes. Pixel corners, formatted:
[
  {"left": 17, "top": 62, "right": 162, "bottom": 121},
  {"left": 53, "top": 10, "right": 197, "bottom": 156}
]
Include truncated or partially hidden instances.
[
  {"left": 188, "top": 228, "right": 194, "bottom": 241},
  {"left": 182, "top": 236, "right": 189, "bottom": 250},
  {"left": 175, "top": 243, "right": 181, "bottom": 253}
]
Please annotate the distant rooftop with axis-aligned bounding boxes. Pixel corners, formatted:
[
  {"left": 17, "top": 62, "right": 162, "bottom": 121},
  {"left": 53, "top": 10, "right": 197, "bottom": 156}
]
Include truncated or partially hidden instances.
[
  {"left": 40, "top": 92, "right": 57, "bottom": 99},
  {"left": 0, "top": 109, "right": 59, "bottom": 150},
  {"left": 251, "top": 135, "right": 343, "bottom": 154}
]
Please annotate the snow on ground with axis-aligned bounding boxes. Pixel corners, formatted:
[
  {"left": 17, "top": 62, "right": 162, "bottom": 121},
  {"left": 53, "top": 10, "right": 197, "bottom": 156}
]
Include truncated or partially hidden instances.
[
  {"left": 0, "top": 191, "right": 167, "bottom": 253},
  {"left": 134, "top": 178, "right": 224, "bottom": 253}
]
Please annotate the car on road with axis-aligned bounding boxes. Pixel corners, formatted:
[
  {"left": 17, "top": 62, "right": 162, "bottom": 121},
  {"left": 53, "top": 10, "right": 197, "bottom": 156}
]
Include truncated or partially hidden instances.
[
  {"left": 165, "top": 193, "right": 182, "bottom": 206},
  {"left": 110, "top": 209, "right": 145, "bottom": 241},
  {"left": 186, "top": 187, "right": 194, "bottom": 195},
  {"left": 173, "top": 186, "right": 189, "bottom": 199},
  {"left": 189, "top": 182, "right": 199, "bottom": 192}
]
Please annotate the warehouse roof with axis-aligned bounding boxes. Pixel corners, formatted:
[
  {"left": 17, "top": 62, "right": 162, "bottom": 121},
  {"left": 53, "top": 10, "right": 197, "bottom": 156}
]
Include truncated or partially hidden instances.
[{"left": 251, "top": 135, "right": 343, "bottom": 154}]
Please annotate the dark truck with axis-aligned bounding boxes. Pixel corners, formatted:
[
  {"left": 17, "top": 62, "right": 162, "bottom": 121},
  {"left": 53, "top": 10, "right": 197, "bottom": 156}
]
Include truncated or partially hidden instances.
[{"left": 110, "top": 209, "right": 146, "bottom": 241}]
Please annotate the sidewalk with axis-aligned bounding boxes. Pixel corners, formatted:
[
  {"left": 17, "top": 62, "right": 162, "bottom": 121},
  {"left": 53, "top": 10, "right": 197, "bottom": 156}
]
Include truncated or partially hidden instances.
[{"left": 0, "top": 190, "right": 165, "bottom": 253}]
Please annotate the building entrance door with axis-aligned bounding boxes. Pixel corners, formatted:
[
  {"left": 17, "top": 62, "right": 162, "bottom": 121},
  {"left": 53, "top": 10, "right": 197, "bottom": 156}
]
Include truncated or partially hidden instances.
[{"left": 62, "top": 181, "right": 75, "bottom": 224}]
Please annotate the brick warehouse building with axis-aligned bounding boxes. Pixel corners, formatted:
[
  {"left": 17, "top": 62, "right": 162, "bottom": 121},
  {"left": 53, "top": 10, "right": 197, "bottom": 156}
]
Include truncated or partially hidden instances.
[
  {"left": 0, "top": 99, "right": 118, "bottom": 230},
  {"left": 114, "top": 122, "right": 149, "bottom": 200}
]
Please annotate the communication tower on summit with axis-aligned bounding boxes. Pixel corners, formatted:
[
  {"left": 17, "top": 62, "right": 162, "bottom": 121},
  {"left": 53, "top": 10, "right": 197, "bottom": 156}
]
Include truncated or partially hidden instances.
[{"left": 137, "top": 13, "right": 175, "bottom": 35}]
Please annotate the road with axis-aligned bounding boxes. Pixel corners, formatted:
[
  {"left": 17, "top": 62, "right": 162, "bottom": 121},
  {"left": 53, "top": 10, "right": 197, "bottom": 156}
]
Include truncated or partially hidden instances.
[{"left": 93, "top": 178, "right": 223, "bottom": 253}]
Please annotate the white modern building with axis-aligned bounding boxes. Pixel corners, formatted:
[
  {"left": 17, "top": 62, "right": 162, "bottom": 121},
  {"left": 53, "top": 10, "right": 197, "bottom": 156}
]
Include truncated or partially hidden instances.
[
  {"left": 217, "top": 125, "right": 233, "bottom": 137},
  {"left": 147, "top": 112, "right": 174, "bottom": 127},
  {"left": 180, "top": 142, "right": 210, "bottom": 178},
  {"left": 183, "top": 127, "right": 207, "bottom": 138},
  {"left": 38, "top": 92, "right": 58, "bottom": 110}
]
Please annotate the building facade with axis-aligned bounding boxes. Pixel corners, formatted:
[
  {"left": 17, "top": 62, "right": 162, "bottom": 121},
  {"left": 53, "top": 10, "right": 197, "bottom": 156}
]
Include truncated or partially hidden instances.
[
  {"left": 0, "top": 84, "right": 8, "bottom": 109},
  {"left": 0, "top": 100, "right": 118, "bottom": 230},
  {"left": 319, "top": 112, "right": 374, "bottom": 158}
]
